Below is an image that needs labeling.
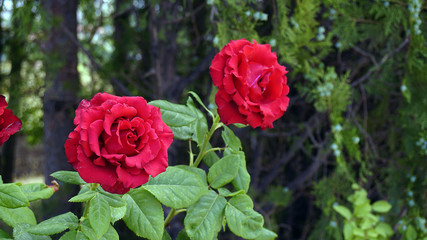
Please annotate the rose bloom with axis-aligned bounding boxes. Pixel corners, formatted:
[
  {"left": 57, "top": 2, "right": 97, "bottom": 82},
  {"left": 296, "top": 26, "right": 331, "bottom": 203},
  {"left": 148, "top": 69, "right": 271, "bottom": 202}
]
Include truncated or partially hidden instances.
[
  {"left": 0, "top": 95, "right": 22, "bottom": 146},
  {"left": 65, "top": 93, "right": 174, "bottom": 194},
  {"left": 210, "top": 39, "right": 290, "bottom": 129}
]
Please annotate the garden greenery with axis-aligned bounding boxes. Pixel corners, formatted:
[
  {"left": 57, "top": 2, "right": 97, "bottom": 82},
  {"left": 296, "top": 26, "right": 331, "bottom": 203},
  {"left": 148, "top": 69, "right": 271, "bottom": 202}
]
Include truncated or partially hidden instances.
[{"left": 0, "top": 0, "right": 426, "bottom": 239}]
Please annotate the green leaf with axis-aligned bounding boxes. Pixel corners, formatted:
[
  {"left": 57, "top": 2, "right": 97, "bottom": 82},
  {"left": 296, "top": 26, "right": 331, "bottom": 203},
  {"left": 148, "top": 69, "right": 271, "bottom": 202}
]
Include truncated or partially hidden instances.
[
  {"left": 366, "top": 229, "right": 378, "bottom": 239},
  {"left": 110, "top": 206, "right": 126, "bottom": 224},
  {"left": 176, "top": 229, "right": 191, "bottom": 240},
  {"left": 231, "top": 153, "right": 250, "bottom": 192},
  {"left": 0, "top": 183, "right": 29, "bottom": 208},
  {"left": 150, "top": 100, "right": 197, "bottom": 126},
  {"left": 175, "top": 165, "right": 207, "bottom": 185},
  {"left": 13, "top": 223, "right": 50, "bottom": 240},
  {"left": 0, "top": 228, "right": 11, "bottom": 238},
  {"left": 348, "top": 188, "right": 368, "bottom": 206},
  {"left": 20, "top": 183, "right": 54, "bottom": 202},
  {"left": 208, "top": 154, "right": 241, "bottom": 189},
  {"left": 149, "top": 100, "right": 197, "bottom": 140},
  {"left": 50, "top": 171, "right": 85, "bottom": 185},
  {"left": 184, "top": 190, "right": 227, "bottom": 240},
  {"left": 143, "top": 166, "right": 208, "bottom": 209},
  {"left": 218, "top": 188, "right": 245, "bottom": 197},
  {"left": 0, "top": 206, "right": 36, "bottom": 227},
  {"left": 76, "top": 231, "right": 89, "bottom": 240},
  {"left": 27, "top": 212, "right": 79, "bottom": 235},
  {"left": 233, "top": 123, "right": 248, "bottom": 128},
  {"left": 98, "top": 189, "right": 126, "bottom": 207},
  {"left": 59, "top": 230, "right": 77, "bottom": 240},
  {"left": 68, "top": 191, "right": 96, "bottom": 203},
  {"left": 188, "top": 91, "right": 214, "bottom": 118},
  {"left": 89, "top": 194, "right": 111, "bottom": 239},
  {"left": 221, "top": 126, "right": 242, "bottom": 152},
  {"left": 359, "top": 213, "right": 378, "bottom": 230},
  {"left": 343, "top": 222, "right": 354, "bottom": 239},
  {"left": 80, "top": 219, "right": 97, "bottom": 240},
  {"left": 162, "top": 230, "right": 172, "bottom": 240},
  {"left": 81, "top": 219, "right": 119, "bottom": 240},
  {"left": 354, "top": 201, "right": 371, "bottom": 217},
  {"left": 169, "top": 125, "right": 194, "bottom": 140},
  {"left": 375, "top": 222, "right": 394, "bottom": 238},
  {"left": 333, "top": 205, "right": 352, "bottom": 220},
  {"left": 0, "top": 176, "right": 3, "bottom": 184},
  {"left": 405, "top": 225, "right": 417, "bottom": 240},
  {"left": 353, "top": 228, "right": 364, "bottom": 237},
  {"left": 371, "top": 200, "right": 392, "bottom": 213},
  {"left": 250, "top": 228, "right": 278, "bottom": 240},
  {"left": 187, "top": 97, "right": 209, "bottom": 146},
  {"left": 99, "top": 226, "right": 119, "bottom": 240},
  {"left": 225, "top": 195, "right": 264, "bottom": 239},
  {"left": 203, "top": 143, "right": 220, "bottom": 167},
  {"left": 122, "top": 189, "right": 164, "bottom": 240}
]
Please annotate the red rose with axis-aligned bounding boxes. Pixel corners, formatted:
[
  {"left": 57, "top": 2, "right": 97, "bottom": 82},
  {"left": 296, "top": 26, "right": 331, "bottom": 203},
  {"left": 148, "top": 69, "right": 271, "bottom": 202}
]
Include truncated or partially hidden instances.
[
  {"left": 210, "top": 39, "right": 290, "bottom": 129},
  {"left": 0, "top": 95, "right": 22, "bottom": 146},
  {"left": 65, "top": 93, "right": 174, "bottom": 194}
]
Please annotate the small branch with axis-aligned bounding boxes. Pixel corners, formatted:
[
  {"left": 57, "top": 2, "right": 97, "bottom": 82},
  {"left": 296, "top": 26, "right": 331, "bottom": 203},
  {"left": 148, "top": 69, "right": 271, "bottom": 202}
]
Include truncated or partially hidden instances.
[
  {"left": 350, "top": 108, "right": 379, "bottom": 158},
  {"left": 352, "top": 46, "right": 378, "bottom": 65},
  {"left": 169, "top": 48, "right": 217, "bottom": 99},
  {"left": 351, "top": 37, "right": 409, "bottom": 87},
  {"left": 287, "top": 150, "right": 328, "bottom": 190},
  {"left": 257, "top": 115, "right": 320, "bottom": 193},
  {"left": 60, "top": 24, "right": 132, "bottom": 96},
  {"left": 162, "top": 3, "right": 205, "bottom": 24}
]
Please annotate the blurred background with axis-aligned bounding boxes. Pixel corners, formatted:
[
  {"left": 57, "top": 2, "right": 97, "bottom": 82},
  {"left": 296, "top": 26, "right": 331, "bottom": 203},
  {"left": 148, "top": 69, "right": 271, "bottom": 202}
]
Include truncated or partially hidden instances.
[{"left": 0, "top": 0, "right": 426, "bottom": 239}]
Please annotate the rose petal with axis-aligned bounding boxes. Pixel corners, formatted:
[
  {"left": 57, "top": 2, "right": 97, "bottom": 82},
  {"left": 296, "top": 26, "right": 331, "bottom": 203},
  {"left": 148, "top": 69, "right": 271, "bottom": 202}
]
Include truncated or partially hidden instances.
[
  {"left": 75, "top": 146, "right": 117, "bottom": 187},
  {"left": 88, "top": 119, "right": 104, "bottom": 156},
  {"left": 65, "top": 131, "right": 80, "bottom": 165},
  {"left": 103, "top": 103, "right": 137, "bottom": 135},
  {"left": 116, "top": 165, "right": 149, "bottom": 189},
  {"left": 0, "top": 109, "right": 22, "bottom": 145},
  {"left": 143, "top": 151, "right": 168, "bottom": 177}
]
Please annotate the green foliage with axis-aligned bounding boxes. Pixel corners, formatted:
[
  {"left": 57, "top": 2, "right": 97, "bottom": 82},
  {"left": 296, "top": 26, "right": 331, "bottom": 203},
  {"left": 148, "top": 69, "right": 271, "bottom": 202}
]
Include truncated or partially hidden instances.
[
  {"left": 142, "top": 166, "right": 208, "bottom": 209},
  {"left": 88, "top": 193, "right": 111, "bottom": 238},
  {"left": 2, "top": 0, "right": 427, "bottom": 239},
  {"left": 184, "top": 190, "right": 226, "bottom": 240},
  {"left": 334, "top": 184, "right": 394, "bottom": 240},
  {"left": 209, "top": 0, "right": 260, "bottom": 48},
  {"left": 51, "top": 171, "right": 86, "bottom": 185},
  {"left": 0, "top": 183, "right": 29, "bottom": 208},
  {"left": 27, "top": 212, "right": 79, "bottom": 235},
  {"left": 20, "top": 183, "right": 54, "bottom": 202},
  {"left": 208, "top": 153, "right": 242, "bottom": 189},
  {"left": 123, "top": 189, "right": 164, "bottom": 240},
  {"left": 225, "top": 194, "right": 264, "bottom": 239},
  {"left": 149, "top": 97, "right": 208, "bottom": 146}
]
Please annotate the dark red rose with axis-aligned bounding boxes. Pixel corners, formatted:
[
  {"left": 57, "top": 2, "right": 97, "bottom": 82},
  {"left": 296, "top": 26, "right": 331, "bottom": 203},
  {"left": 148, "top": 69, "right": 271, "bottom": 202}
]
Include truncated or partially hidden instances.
[
  {"left": 0, "top": 95, "right": 22, "bottom": 146},
  {"left": 65, "top": 93, "right": 174, "bottom": 194},
  {"left": 210, "top": 39, "right": 290, "bottom": 129}
]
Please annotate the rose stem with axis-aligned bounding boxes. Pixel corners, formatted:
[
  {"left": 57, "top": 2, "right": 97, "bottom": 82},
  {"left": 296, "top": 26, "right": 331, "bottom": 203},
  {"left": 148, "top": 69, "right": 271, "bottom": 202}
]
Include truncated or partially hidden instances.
[
  {"left": 81, "top": 183, "right": 99, "bottom": 220},
  {"left": 164, "top": 208, "right": 187, "bottom": 227},
  {"left": 192, "top": 114, "right": 221, "bottom": 168},
  {"left": 189, "top": 139, "right": 194, "bottom": 166}
]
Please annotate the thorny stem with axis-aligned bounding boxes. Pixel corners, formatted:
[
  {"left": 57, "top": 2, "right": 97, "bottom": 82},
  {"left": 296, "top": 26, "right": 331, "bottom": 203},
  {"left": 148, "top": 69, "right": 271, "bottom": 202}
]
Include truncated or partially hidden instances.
[{"left": 192, "top": 114, "right": 221, "bottom": 168}]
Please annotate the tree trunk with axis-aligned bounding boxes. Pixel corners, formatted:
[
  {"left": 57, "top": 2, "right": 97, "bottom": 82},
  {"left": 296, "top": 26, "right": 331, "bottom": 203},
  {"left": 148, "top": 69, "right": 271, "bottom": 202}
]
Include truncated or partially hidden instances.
[
  {"left": 111, "top": 0, "right": 132, "bottom": 96},
  {"left": 148, "top": 0, "right": 178, "bottom": 100},
  {"left": 41, "top": 0, "right": 80, "bottom": 217},
  {"left": 0, "top": 1, "right": 27, "bottom": 183}
]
